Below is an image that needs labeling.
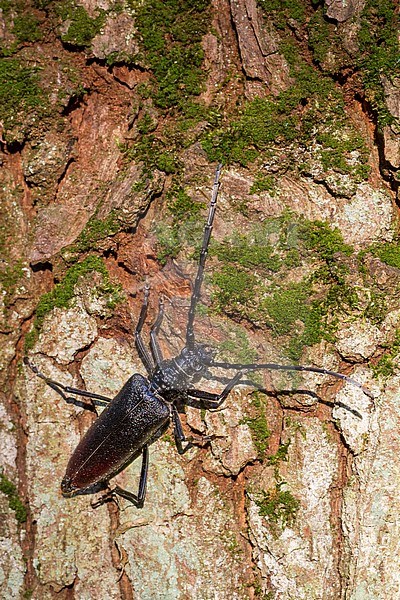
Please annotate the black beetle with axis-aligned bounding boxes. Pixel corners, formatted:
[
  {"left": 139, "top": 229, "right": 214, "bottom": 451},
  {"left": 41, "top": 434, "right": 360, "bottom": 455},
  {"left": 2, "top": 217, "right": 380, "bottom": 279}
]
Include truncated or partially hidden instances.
[{"left": 25, "top": 164, "right": 372, "bottom": 507}]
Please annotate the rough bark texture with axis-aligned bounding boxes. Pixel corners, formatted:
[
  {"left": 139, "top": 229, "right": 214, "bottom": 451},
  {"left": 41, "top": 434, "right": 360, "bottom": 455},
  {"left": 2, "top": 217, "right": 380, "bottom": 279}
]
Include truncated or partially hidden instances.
[{"left": 1, "top": 1, "right": 400, "bottom": 599}]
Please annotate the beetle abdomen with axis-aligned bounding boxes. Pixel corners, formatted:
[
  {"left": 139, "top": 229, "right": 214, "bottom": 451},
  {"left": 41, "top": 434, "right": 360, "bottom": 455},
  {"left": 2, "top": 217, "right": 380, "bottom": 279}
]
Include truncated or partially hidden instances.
[{"left": 61, "top": 374, "right": 170, "bottom": 495}]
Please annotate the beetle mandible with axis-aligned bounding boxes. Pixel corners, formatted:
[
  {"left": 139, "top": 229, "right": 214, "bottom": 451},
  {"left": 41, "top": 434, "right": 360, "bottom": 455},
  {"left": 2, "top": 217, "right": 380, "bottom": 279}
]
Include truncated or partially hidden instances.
[{"left": 25, "top": 164, "right": 372, "bottom": 507}]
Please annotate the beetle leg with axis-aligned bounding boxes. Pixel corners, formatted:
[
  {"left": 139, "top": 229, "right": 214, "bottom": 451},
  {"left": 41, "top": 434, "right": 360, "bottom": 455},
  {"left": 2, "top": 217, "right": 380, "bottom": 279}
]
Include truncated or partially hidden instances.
[
  {"left": 187, "top": 388, "right": 222, "bottom": 409},
  {"left": 135, "top": 284, "right": 155, "bottom": 375},
  {"left": 150, "top": 297, "right": 164, "bottom": 367},
  {"left": 171, "top": 405, "right": 211, "bottom": 454},
  {"left": 24, "top": 357, "right": 112, "bottom": 406},
  {"left": 92, "top": 445, "right": 149, "bottom": 509},
  {"left": 114, "top": 444, "right": 149, "bottom": 507},
  {"left": 172, "top": 405, "right": 194, "bottom": 454},
  {"left": 188, "top": 371, "right": 245, "bottom": 410}
]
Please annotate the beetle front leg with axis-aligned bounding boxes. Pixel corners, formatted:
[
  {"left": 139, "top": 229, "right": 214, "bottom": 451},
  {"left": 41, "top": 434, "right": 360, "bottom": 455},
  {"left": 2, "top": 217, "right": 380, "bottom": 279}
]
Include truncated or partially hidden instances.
[
  {"left": 150, "top": 297, "right": 164, "bottom": 367},
  {"left": 135, "top": 284, "right": 155, "bottom": 375}
]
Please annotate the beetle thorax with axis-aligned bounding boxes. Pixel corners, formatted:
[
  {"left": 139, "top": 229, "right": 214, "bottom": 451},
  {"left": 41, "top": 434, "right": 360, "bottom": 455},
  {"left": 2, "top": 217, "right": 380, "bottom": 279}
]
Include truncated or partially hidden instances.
[{"left": 150, "top": 344, "right": 213, "bottom": 393}]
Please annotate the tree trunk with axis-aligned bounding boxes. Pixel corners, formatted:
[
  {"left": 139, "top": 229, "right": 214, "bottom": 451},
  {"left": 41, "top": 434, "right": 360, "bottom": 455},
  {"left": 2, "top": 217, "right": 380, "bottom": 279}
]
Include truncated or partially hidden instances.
[{"left": 1, "top": 1, "right": 399, "bottom": 598}]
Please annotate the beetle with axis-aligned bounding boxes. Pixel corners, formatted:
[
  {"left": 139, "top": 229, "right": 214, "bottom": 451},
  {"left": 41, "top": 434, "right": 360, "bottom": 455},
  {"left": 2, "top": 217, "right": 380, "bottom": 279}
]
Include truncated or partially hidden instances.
[{"left": 24, "top": 164, "right": 372, "bottom": 507}]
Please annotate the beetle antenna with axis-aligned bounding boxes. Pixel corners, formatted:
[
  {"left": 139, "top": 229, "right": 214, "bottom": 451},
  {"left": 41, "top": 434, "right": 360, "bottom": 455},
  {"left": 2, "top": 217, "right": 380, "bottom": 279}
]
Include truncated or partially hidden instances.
[
  {"left": 210, "top": 360, "right": 374, "bottom": 399},
  {"left": 186, "top": 164, "right": 222, "bottom": 350}
]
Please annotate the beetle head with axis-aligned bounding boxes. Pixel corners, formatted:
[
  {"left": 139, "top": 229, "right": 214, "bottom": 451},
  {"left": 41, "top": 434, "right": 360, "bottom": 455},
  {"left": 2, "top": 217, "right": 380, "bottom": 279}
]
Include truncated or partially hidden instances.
[{"left": 179, "top": 343, "right": 214, "bottom": 375}]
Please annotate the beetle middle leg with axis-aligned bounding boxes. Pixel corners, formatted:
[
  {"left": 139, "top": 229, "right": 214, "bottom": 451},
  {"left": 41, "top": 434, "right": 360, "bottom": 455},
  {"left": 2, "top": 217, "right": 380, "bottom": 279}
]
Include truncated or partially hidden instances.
[
  {"left": 172, "top": 372, "right": 244, "bottom": 453},
  {"left": 172, "top": 405, "right": 195, "bottom": 454},
  {"left": 187, "top": 370, "right": 245, "bottom": 410}
]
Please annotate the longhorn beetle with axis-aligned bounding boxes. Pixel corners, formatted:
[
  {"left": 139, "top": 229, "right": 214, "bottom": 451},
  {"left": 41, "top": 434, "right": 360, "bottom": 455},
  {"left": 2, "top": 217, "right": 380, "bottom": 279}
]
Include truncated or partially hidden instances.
[{"left": 25, "top": 164, "right": 372, "bottom": 508}]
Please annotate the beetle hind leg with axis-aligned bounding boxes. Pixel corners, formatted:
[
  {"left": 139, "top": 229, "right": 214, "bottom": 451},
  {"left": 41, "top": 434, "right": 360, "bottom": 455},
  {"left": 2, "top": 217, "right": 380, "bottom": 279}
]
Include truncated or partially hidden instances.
[
  {"left": 24, "top": 357, "right": 112, "bottom": 406},
  {"left": 91, "top": 445, "right": 149, "bottom": 509}
]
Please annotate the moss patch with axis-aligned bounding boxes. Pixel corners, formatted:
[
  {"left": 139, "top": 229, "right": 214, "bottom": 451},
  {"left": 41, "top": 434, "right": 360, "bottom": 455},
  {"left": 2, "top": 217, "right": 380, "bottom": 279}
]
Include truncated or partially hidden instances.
[
  {"left": 25, "top": 256, "right": 123, "bottom": 350},
  {"left": 202, "top": 2, "right": 370, "bottom": 189},
  {"left": 202, "top": 64, "right": 370, "bottom": 184},
  {"left": 0, "top": 259, "right": 25, "bottom": 307},
  {"left": 130, "top": 0, "right": 211, "bottom": 110},
  {"left": 210, "top": 215, "right": 357, "bottom": 360},
  {"left": 0, "top": 2, "right": 43, "bottom": 55},
  {"left": 65, "top": 211, "right": 122, "bottom": 258},
  {"left": 372, "top": 329, "right": 400, "bottom": 378},
  {"left": 371, "top": 240, "right": 400, "bottom": 270},
  {"left": 0, "top": 58, "right": 44, "bottom": 139},
  {"left": 217, "top": 325, "right": 258, "bottom": 365},
  {"left": 358, "top": 0, "right": 400, "bottom": 126},
  {"left": 154, "top": 185, "right": 207, "bottom": 264},
  {"left": 256, "top": 482, "right": 300, "bottom": 528},
  {"left": 57, "top": 3, "right": 105, "bottom": 48},
  {"left": 0, "top": 472, "right": 27, "bottom": 524},
  {"left": 12, "top": 12, "right": 42, "bottom": 43},
  {"left": 121, "top": 1, "right": 215, "bottom": 177},
  {"left": 243, "top": 393, "right": 271, "bottom": 460}
]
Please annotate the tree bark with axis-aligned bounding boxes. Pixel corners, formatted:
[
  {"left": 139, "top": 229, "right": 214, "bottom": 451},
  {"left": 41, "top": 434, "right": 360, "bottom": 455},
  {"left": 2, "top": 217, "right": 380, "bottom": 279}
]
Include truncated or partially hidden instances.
[{"left": 1, "top": 1, "right": 399, "bottom": 598}]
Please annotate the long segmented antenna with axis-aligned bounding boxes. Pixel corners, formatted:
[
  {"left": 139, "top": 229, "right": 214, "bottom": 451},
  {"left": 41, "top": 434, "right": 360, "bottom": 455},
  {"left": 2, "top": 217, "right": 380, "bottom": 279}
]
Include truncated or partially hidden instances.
[
  {"left": 186, "top": 164, "right": 222, "bottom": 350},
  {"left": 210, "top": 360, "right": 374, "bottom": 399}
]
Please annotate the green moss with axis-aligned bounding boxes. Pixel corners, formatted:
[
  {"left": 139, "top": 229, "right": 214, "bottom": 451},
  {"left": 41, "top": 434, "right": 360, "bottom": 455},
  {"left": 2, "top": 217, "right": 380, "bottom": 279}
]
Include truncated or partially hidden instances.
[
  {"left": 202, "top": 26, "right": 370, "bottom": 182},
  {"left": 285, "top": 417, "right": 307, "bottom": 438},
  {"left": 0, "top": 0, "right": 13, "bottom": 12},
  {"left": 202, "top": 82, "right": 369, "bottom": 180},
  {"left": 13, "top": 13, "right": 42, "bottom": 43},
  {"left": 256, "top": 482, "right": 300, "bottom": 528},
  {"left": 373, "top": 354, "right": 395, "bottom": 378},
  {"left": 363, "top": 290, "right": 388, "bottom": 325},
  {"left": 130, "top": 133, "right": 181, "bottom": 174},
  {"left": 0, "top": 58, "right": 43, "bottom": 137},
  {"left": 137, "top": 113, "right": 157, "bottom": 135},
  {"left": 167, "top": 186, "right": 205, "bottom": 224},
  {"left": 249, "top": 174, "right": 277, "bottom": 195},
  {"left": 67, "top": 211, "right": 121, "bottom": 256},
  {"left": 257, "top": 0, "right": 306, "bottom": 28},
  {"left": 0, "top": 472, "right": 27, "bottom": 524},
  {"left": 218, "top": 325, "right": 258, "bottom": 365},
  {"left": 25, "top": 256, "right": 123, "bottom": 350},
  {"left": 0, "top": 259, "right": 25, "bottom": 307},
  {"left": 209, "top": 214, "right": 358, "bottom": 361},
  {"left": 0, "top": 3, "right": 42, "bottom": 55},
  {"left": 261, "top": 283, "right": 312, "bottom": 336},
  {"left": 298, "top": 220, "right": 353, "bottom": 262},
  {"left": 372, "top": 329, "right": 400, "bottom": 378},
  {"left": 131, "top": 0, "right": 211, "bottom": 109},
  {"left": 373, "top": 241, "right": 400, "bottom": 269},
  {"left": 153, "top": 223, "right": 181, "bottom": 266},
  {"left": 267, "top": 441, "right": 290, "bottom": 466},
  {"left": 58, "top": 3, "right": 105, "bottom": 48},
  {"left": 212, "top": 266, "right": 258, "bottom": 315},
  {"left": 212, "top": 232, "right": 282, "bottom": 272},
  {"left": 153, "top": 185, "right": 208, "bottom": 264},
  {"left": 33, "top": 0, "right": 52, "bottom": 7},
  {"left": 244, "top": 393, "right": 271, "bottom": 459},
  {"left": 307, "top": 8, "right": 331, "bottom": 66},
  {"left": 357, "top": 0, "right": 400, "bottom": 126}
]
